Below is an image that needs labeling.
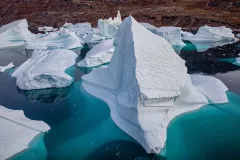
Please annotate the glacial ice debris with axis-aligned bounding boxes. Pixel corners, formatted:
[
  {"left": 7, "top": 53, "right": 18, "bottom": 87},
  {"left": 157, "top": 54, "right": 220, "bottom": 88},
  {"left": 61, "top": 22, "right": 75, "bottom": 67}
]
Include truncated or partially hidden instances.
[
  {"left": 0, "top": 19, "right": 33, "bottom": 48},
  {"left": 98, "top": 10, "right": 122, "bottom": 38},
  {"left": 155, "top": 27, "right": 186, "bottom": 47},
  {"left": 78, "top": 39, "right": 114, "bottom": 67},
  {"left": 237, "top": 33, "right": 240, "bottom": 38},
  {"left": 0, "top": 62, "right": 14, "bottom": 72},
  {"left": 37, "top": 26, "right": 54, "bottom": 32},
  {"left": 191, "top": 75, "right": 228, "bottom": 103},
  {"left": 12, "top": 49, "right": 77, "bottom": 90},
  {"left": 183, "top": 25, "right": 238, "bottom": 42},
  {"left": 140, "top": 22, "right": 157, "bottom": 34},
  {"left": 25, "top": 29, "right": 82, "bottom": 50},
  {"left": 0, "top": 105, "right": 49, "bottom": 160},
  {"left": 81, "top": 16, "right": 209, "bottom": 153}
]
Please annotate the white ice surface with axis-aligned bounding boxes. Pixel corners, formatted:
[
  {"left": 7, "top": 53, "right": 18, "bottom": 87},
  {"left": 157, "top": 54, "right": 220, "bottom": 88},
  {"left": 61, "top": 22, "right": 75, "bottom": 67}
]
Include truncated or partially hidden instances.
[
  {"left": 191, "top": 74, "right": 228, "bottom": 104},
  {"left": 81, "top": 16, "right": 208, "bottom": 153},
  {"left": 12, "top": 49, "right": 77, "bottom": 90},
  {"left": 25, "top": 29, "right": 82, "bottom": 50},
  {"left": 38, "top": 26, "right": 54, "bottom": 32},
  {"left": 78, "top": 39, "right": 114, "bottom": 67},
  {"left": 0, "top": 62, "right": 14, "bottom": 72},
  {"left": 0, "top": 105, "right": 49, "bottom": 160},
  {"left": 237, "top": 33, "right": 240, "bottom": 38},
  {"left": 183, "top": 25, "right": 237, "bottom": 42},
  {"left": 0, "top": 19, "right": 33, "bottom": 48}
]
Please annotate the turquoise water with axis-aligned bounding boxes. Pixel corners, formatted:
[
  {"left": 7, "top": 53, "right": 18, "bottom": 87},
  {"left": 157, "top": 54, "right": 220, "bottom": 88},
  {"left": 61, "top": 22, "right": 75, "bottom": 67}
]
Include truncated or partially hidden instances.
[{"left": 1, "top": 42, "right": 240, "bottom": 160}]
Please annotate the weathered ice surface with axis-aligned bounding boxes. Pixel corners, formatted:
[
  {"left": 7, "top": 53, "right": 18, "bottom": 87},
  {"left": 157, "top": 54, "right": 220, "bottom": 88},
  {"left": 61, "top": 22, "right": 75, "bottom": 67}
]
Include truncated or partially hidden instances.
[
  {"left": 25, "top": 29, "right": 82, "bottom": 50},
  {"left": 0, "top": 105, "right": 49, "bottom": 160},
  {"left": 37, "top": 26, "right": 54, "bottom": 32},
  {"left": 190, "top": 41, "right": 236, "bottom": 52},
  {"left": 81, "top": 16, "right": 209, "bottom": 153},
  {"left": 183, "top": 25, "right": 238, "bottom": 42},
  {"left": 98, "top": 10, "right": 122, "bottom": 38},
  {"left": 12, "top": 49, "right": 77, "bottom": 90},
  {"left": 0, "top": 62, "right": 14, "bottom": 72},
  {"left": 78, "top": 39, "right": 114, "bottom": 67},
  {"left": 0, "top": 19, "right": 33, "bottom": 48},
  {"left": 191, "top": 75, "right": 228, "bottom": 104}
]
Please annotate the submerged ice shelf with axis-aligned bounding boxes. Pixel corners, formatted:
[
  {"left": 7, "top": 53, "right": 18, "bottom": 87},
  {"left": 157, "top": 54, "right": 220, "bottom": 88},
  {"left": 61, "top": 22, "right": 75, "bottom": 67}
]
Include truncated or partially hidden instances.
[
  {"left": 12, "top": 49, "right": 77, "bottom": 90},
  {"left": 0, "top": 105, "right": 49, "bottom": 160},
  {"left": 81, "top": 16, "right": 221, "bottom": 153}
]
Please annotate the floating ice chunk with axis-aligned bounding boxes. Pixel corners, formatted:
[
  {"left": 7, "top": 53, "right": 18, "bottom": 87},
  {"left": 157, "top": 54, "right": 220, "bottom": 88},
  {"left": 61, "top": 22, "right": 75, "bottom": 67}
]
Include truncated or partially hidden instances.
[
  {"left": 190, "top": 41, "right": 236, "bottom": 52},
  {"left": 0, "top": 19, "right": 33, "bottom": 48},
  {"left": 62, "top": 23, "right": 73, "bottom": 28},
  {"left": 0, "top": 105, "right": 49, "bottom": 160},
  {"left": 37, "top": 26, "right": 54, "bottom": 32},
  {"left": 191, "top": 75, "right": 228, "bottom": 104},
  {"left": 140, "top": 22, "right": 157, "bottom": 34},
  {"left": 98, "top": 10, "right": 122, "bottom": 38},
  {"left": 78, "top": 39, "right": 114, "bottom": 67},
  {"left": 236, "top": 57, "right": 240, "bottom": 64},
  {"left": 237, "top": 33, "right": 240, "bottom": 38},
  {"left": 81, "top": 16, "right": 208, "bottom": 153},
  {"left": 155, "top": 27, "right": 186, "bottom": 47},
  {"left": 0, "top": 62, "right": 14, "bottom": 72},
  {"left": 25, "top": 29, "right": 82, "bottom": 50},
  {"left": 183, "top": 25, "right": 237, "bottom": 42},
  {"left": 181, "top": 30, "right": 193, "bottom": 39},
  {"left": 12, "top": 49, "right": 77, "bottom": 90}
]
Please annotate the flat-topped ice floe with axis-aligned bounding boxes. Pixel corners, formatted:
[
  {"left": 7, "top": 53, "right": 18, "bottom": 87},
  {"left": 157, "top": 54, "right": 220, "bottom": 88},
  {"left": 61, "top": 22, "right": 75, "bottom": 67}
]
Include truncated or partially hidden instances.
[
  {"left": 0, "top": 62, "right": 14, "bottom": 72},
  {"left": 81, "top": 16, "right": 211, "bottom": 153},
  {"left": 12, "top": 49, "right": 77, "bottom": 90},
  {"left": 0, "top": 19, "right": 33, "bottom": 48},
  {"left": 98, "top": 10, "right": 122, "bottom": 38},
  {"left": 0, "top": 105, "right": 49, "bottom": 159},
  {"left": 78, "top": 39, "right": 114, "bottom": 67},
  {"left": 25, "top": 29, "right": 82, "bottom": 50},
  {"left": 191, "top": 75, "right": 228, "bottom": 103},
  {"left": 183, "top": 25, "right": 238, "bottom": 43}
]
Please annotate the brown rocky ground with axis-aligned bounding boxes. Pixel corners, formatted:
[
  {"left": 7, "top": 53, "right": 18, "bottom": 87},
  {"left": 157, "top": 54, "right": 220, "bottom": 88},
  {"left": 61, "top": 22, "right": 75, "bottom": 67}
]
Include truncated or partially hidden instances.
[{"left": 0, "top": 0, "right": 240, "bottom": 31}]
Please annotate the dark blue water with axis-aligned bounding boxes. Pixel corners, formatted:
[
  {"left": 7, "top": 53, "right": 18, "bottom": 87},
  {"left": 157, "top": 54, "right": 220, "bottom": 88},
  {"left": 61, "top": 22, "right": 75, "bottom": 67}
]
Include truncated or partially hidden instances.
[{"left": 0, "top": 41, "right": 240, "bottom": 160}]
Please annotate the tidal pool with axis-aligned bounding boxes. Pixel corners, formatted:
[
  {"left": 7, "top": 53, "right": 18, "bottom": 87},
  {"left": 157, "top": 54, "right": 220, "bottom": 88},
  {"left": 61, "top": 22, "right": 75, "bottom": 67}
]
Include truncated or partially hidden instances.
[{"left": 0, "top": 41, "right": 240, "bottom": 160}]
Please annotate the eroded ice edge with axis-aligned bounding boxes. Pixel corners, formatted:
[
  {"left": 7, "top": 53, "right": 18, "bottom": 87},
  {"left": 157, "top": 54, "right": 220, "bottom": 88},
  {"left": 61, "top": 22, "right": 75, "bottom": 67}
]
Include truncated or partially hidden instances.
[
  {"left": 0, "top": 105, "right": 49, "bottom": 160},
  {"left": 81, "top": 16, "right": 229, "bottom": 154}
]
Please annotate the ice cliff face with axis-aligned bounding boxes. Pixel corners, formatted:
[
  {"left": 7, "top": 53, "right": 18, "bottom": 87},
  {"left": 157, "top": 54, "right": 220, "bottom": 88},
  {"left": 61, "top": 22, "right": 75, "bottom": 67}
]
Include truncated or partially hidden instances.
[
  {"left": 12, "top": 49, "right": 77, "bottom": 90},
  {"left": 0, "top": 19, "right": 33, "bottom": 48},
  {"left": 98, "top": 10, "right": 122, "bottom": 38},
  {"left": 81, "top": 16, "right": 210, "bottom": 153},
  {"left": 77, "top": 39, "right": 114, "bottom": 67},
  {"left": 0, "top": 105, "right": 49, "bottom": 160},
  {"left": 183, "top": 25, "right": 238, "bottom": 42}
]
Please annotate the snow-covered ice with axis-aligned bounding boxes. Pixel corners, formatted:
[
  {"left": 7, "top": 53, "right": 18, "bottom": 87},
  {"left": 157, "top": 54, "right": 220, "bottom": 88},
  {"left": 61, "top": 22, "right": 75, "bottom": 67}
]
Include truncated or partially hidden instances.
[
  {"left": 38, "top": 26, "right": 54, "bottom": 32},
  {"left": 0, "top": 105, "right": 49, "bottom": 160},
  {"left": 78, "top": 39, "right": 114, "bottom": 67},
  {"left": 191, "top": 75, "right": 228, "bottom": 104},
  {"left": 183, "top": 25, "right": 237, "bottom": 42},
  {"left": 0, "top": 19, "right": 33, "bottom": 48},
  {"left": 81, "top": 16, "right": 209, "bottom": 153},
  {"left": 12, "top": 49, "right": 77, "bottom": 90},
  {"left": 0, "top": 62, "right": 14, "bottom": 72},
  {"left": 25, "top": 29, "right": 82, "bottom": 50},
  {"left": 98, "top": 10, "right": 122, "bottom": 38}
]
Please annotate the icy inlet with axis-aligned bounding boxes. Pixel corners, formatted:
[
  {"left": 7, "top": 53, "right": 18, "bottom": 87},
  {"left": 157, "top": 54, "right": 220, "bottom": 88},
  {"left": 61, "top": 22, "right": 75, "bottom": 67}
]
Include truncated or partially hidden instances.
[
  {"left": 12, "top": 49, "right": 77, "bottom": 90},
  {"left": 81, "top": 16, "right": 212, "bottom": 153}
]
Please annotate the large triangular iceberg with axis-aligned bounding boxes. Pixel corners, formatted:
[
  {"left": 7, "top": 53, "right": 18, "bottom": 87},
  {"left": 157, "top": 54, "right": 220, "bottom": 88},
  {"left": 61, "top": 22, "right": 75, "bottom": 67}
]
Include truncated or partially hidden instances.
[
  {"left": 12, "top": 49, "right": 77, "bottom": 90},
  {"left": 81, "top": 16, "right": 209, "bottom": 153}
]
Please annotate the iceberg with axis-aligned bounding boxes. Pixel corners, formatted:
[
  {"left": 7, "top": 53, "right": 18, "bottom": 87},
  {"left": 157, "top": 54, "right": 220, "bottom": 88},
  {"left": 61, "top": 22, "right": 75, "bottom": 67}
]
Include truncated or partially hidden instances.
[
  {"left": 155, "top": 27, "right": 186, "bottom": 47},
  {"left": 191, "top": 75, "right": 228, "bottom": 104},
  {"left": 183, "top": 25, "right": 238, "bottom": 42},
  {"left": 0, "top": 19, "right": 33, "bottom": 48},
  {"left": 78, "top": 39, "right": 114, "bottom": 67},
  {"left": 190, "top": 41, "right": 236, "bottom": 52},
  {"left": 37, "top": 26, "right": 54, "bottom": 32},
  {"left": 12, "top": 49, "right": 77, "bottom": 90},
  {"left": 0, "top": 105, "right": 49, "bottom": 160},
  {"left": 81, "top": 16, "right": 209, "bottom": 153},
  {"left": 0, "top": 62, "right": 14, "bottom": 72},
  {"left": 98, "top": 10, "right": 122, "bottom": 38},
  {"left": 25, "top": 29, "right": 82, "bottom": 50},
  {"left": 140, "top": 22, "right": 157, "bottom": 34}
]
